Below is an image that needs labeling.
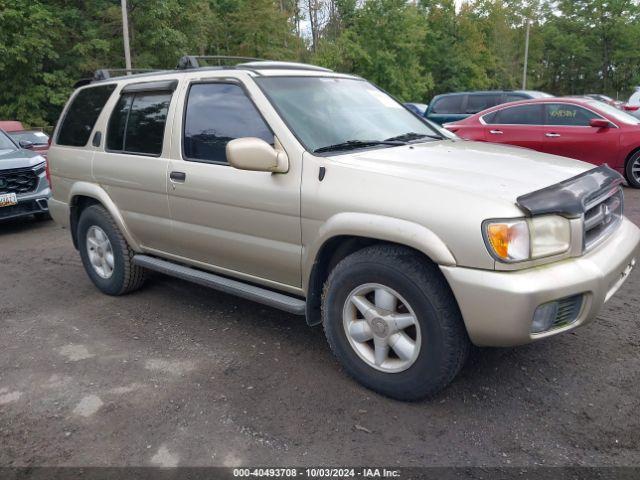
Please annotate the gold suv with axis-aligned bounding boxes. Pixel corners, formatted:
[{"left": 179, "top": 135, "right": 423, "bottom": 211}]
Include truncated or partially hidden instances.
[{"left": 47, "top": 57, "right": 640, "bottom": 400}]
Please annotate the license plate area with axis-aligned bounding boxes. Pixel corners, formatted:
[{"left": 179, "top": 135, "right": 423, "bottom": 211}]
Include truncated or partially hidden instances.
[{"left": 0, "top": 193, "right": 18, "bottom": 207}]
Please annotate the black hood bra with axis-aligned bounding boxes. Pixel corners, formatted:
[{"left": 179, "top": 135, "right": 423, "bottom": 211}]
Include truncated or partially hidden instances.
[{"left": 516, "top": 165, "right": 624, "bottom": 217}]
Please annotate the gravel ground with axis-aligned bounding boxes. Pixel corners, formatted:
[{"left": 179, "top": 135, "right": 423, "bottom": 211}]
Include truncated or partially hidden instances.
[{"left": 0, "top": 188, "right": 638, "bottom": 468}]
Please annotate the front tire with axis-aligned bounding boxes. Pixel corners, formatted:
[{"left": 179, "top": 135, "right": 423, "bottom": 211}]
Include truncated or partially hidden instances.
[
  {"left": 77, "top": 205, "right": 146, "bottom": 295},
  {"left": 322, "top": 245, "right": 470, "bottom": 401},
  {"left": 626, "top": 151, "right": 640, "bottom": 188}
]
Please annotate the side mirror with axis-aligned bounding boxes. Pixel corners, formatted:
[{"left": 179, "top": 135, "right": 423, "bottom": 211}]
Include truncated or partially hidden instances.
[
  {"left": 19, "top": 140, "right": 34, "bottom": 149},
  {"left": 589, "top": 118, "right": 611, "bottom": 128},
  {"left": 226, "top": 137, "right": 288, "bottom": 173}
]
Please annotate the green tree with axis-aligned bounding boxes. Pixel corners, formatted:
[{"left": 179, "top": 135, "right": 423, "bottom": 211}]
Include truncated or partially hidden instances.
[{"left": 315, "top": 0, "right": 432, "bottom": 101}]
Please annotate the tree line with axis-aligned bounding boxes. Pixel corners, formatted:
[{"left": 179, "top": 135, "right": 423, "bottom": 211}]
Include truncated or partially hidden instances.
[{"left": 1, "top": 0, "right": 639, "bottom": 127}]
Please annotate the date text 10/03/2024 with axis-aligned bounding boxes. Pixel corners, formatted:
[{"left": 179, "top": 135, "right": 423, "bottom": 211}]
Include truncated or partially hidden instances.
[{"left": 233, "top": 468, "right": 402, "bottom": 478}]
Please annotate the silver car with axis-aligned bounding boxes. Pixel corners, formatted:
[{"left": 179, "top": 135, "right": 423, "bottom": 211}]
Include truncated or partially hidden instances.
[{"left": 0, "top": 129, "right": 51, "bottom": 221}]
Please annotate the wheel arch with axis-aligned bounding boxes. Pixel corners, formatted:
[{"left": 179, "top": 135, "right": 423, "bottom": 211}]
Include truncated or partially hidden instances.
[
  {"left": 624, "top": 147, "right": 640, "bottom": 186},
  {"left": 303, "top": 213, "right": 457, "bottom": 326},
  {"left": 68, "top": 182, "right": 141, "bottom": 251}
]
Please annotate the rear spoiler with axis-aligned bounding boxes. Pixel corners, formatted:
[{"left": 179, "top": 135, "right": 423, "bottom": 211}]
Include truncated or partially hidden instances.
[{"left": 516, "top": 165, "right": 624, "bottom": 217}]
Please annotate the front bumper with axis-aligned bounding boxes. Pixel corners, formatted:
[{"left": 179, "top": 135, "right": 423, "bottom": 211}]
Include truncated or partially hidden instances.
[
  {"left": 0, "top": 181, "right": 51, "bottom": 221},
  {"left": 441, "top": 217, "right": 640, "bottom": 347}
]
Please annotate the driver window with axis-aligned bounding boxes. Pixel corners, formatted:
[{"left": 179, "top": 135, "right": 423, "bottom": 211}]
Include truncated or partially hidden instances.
[
  {"left": 545, "top": 104, "right": 601, "bottom": 126},
  {"left": 183, "top": 83, "right": 273, "bottom": 164}
]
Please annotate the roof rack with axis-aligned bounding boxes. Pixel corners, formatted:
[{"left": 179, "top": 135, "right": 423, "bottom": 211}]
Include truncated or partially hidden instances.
[
  {"left": 94, "top": 68, "right": 161, "bottom": 81},
  {"left": 177, "top": 55, "right": 263, "bottom": 69},
  {"left": 176, "top": 55, "right": 333, "bottom": 72}
]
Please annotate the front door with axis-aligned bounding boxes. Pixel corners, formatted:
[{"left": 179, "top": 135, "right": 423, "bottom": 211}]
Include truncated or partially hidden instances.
[
  {"left": 541, "top": 103, "right": 620, "bottom": 166},
  {"left": 166, "top": 80, "right": 302, "bottom": 288}
]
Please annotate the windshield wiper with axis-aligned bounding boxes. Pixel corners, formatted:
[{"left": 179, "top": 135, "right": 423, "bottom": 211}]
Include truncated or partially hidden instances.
[
  {"left": 313, "top": 139, "right": 406, "bottom": 154},
  {"left": 384, "top": 132, "right": 442, "bottom": 142}
]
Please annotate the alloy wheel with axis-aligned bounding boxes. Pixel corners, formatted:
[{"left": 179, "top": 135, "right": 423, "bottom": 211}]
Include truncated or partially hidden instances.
[
  {"left": 86, "top": 225, "right": 115, "bottom": 279},
  {"left": 342, "top": 283, "right": 421, "bottom": 373}
]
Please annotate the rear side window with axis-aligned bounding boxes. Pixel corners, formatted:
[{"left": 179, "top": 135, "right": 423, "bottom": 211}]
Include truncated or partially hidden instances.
[
  {"left": 545, "top": 104, "right": 600, "bottom": 126},
  {"left": 486, "top": 104, "right": 544, "bottom": 125},
  {"left": 466, "top": 94, "right": 501, "bottom": 114},
  {"left": 57, "top": 85, "right": 116, "bottom": 146},
  {"left": 183, "top": 83, "right": 273, "bottom": 164},
  {"left": 107, "top": 91, "right": 171, "bottom": 156},
  {"left": 504, "top": 94, "right": 527, "bottom": 103},
  {"left": 430, "top": 95, "right": 465, "bottom": 114}
]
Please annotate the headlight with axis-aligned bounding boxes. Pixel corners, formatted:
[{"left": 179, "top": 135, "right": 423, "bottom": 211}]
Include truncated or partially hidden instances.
[{"left": 483, "top": 215, "right": 571, "bottom": 263}]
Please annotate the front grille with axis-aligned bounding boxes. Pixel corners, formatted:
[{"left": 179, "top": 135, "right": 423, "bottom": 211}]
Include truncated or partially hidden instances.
[
  {"left": 583, "top": 187, "right": 623, "bottom": 251},
  {"left": 0, "top": 167, "right": 39, "bottom": 195}
]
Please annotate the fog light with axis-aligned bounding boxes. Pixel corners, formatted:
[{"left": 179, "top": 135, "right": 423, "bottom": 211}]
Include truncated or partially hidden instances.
[
  {"left": 532, "top": 302, "right": 559, "bottom": 333},
  {"left": 531, "top": 295, "right": 584, "bottom": 334}
]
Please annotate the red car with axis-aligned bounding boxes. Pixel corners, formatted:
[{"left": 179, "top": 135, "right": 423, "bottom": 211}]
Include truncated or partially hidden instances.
[
  {"left": 444, "top": 98, "right": 640, "bottom": 188},
  {"left": 0, "top": 120, "right": 50, "bottom": 158}
]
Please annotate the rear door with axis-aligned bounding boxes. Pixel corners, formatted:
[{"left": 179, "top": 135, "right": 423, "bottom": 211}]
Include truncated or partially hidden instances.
[
  {"left": 541, "top": 103, "right": 620, "bottom": 165},
  {"left": 92, "top": 80, "right": 178, "bottom": 252},
  {"left": 481, "top": 104, "right": 547, "bottom": 150}
]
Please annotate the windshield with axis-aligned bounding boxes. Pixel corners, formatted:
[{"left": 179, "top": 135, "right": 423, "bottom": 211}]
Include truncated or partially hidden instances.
[
  {"left": 255, "top": 76, "right": 446, "bottom": 153},
  {"left": 588, "top": 100, "right": 640, "bottom": 125},
  {"left": 8, "top": 130, "right": 49, "bottom": 145},
  {"left": 0, "top": 130, "right": 18, "bottom": 154}
]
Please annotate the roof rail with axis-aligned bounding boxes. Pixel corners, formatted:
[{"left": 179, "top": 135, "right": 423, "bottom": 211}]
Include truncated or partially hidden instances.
[
  {"left": 176, "top": 55, "right": 334, "bottom": 73},
  {"left": 177, "top": 55, "right": 263, "bottom": 70},
  {"left": 94, "top": 68, "right": 161, "bottom": 81},
  {"left": 237, "top": 61, "right": 333, "bottom": 72}
]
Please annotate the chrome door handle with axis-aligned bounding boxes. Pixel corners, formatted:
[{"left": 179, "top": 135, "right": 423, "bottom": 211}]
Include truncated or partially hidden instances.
[
  {"left": 169, "top": 171, "right": 186, "bottom": 183},
  {"left": 545, "top": 133, "right": 561, "bottom": 137},
  {"left": 489, "top": 130, "right": 503, "bottom": 135}
]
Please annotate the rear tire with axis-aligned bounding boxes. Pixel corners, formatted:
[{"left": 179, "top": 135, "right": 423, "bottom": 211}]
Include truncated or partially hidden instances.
[
  {"left": 626, "top": 151, "right": 640, "bottom": 188},
  {"left": 77, "top": 205, "right": 146, "bottom": 295},
  {"left": 322, "top": 245, "right": 470, "bottom": 401}
]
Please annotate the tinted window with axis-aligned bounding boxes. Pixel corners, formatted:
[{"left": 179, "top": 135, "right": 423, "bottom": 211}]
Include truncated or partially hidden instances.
[
  {"left": 107, "top": 95, "right": 132, "bottom": 151},
  {"left": 184, "top": 83, "right": 273, "bottom": 164},
  {"left": 488, "top": 104, "right": 544, "bottom": 125},
  {"left": 504, "top": 94, "right": 527, "bottom": 103},
  {"left": 107, "top": 92, "right": 171, "bottom": 155},
  {"left": 466, "top": 94, "right": 501, "bottom": 114},
  {"left": 545, "top": 104, "right": 600, "bottom": 126},
  {"left": 57, "top": 85, "right": 116, "bottom": 146},
  {"left": 431, "top": 95, "right": 465, "bottom": 114}
]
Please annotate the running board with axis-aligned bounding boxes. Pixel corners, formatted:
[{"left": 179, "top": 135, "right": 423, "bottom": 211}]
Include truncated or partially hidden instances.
[{"left": 133, "top": 255, "right": 306, "bottom": 315}]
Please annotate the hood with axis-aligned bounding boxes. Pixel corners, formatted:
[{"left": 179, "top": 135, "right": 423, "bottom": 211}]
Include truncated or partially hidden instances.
[
  {"left": 0, "top": 149, "right": 46, "bottom": 171},
  {"left": 330, "top": 139, "right": 594, "bottom": 203}
]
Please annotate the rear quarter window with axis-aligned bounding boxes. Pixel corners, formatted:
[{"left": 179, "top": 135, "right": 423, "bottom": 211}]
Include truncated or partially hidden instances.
[{"left": 56, "top": 84, "right": 116, "bottom": 147}]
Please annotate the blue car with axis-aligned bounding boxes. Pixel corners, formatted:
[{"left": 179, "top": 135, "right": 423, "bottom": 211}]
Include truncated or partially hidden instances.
[
  {"left": 425, "top": 90, "right": 552, "bottom": 125},
  {"left": 404, "top": 102, "right": 428, "bottom": 116}
]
